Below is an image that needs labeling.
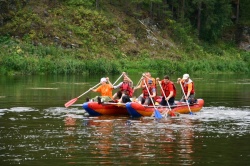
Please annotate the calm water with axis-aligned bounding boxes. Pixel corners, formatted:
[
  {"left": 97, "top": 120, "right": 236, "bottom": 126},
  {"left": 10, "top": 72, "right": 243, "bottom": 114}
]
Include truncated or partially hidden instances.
[{"left": 0, "top": 73, "right": 250, "bottom": 165}]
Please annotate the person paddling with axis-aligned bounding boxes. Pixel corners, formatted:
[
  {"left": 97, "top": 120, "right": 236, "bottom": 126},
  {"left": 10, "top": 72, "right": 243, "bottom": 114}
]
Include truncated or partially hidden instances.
[
  {"left": 137, "top": 79, "right": 156, "bottom": 105},
  {"left": 113, "top": 72, "right": 133, "bottom": 103},
  {"left": 177, "top": 74, "right": 196, "bottom": 104},
  {"left": 157, "top": 75, "right": 176, "bottom": 106},
  {"left": 91, "top": 77, "right": 114, "bottom": 103},
  {"left": 134, "top": 72, "right": 156, "bottom": 90}
]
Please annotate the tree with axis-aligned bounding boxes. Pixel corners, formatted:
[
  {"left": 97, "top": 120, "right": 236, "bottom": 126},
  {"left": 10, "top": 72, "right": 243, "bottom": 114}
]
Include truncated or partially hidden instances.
[
  {"left": 0, "top": 0, "right": 27, "bottom": 27},
  {"left": 239, "top": 0, "right": 250, "bottom": 24}
]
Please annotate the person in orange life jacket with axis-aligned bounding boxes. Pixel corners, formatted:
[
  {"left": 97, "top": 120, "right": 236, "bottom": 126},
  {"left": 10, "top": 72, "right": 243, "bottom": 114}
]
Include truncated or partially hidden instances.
[
  {"left": 177, "top": 74, "right": 195, "bottom": 103},
  {"left": 113, "top": 72, "right": 133, "bottom": 103},
  {"left": 133, "top": 72, "right": 156, "bottom": 99},
  {"left": 137, "top": 79, "right": 156, "bottom": 105},
  {"left": 91, "top": 77, "right": 114, "bottom": 102},
  {"left": 156, "top": 75, "right": 177, "bottom": 106}
]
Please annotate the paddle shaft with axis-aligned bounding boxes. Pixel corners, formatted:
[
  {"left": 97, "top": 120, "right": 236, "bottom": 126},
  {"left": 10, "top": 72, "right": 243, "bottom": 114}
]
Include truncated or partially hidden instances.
[
  {"left": 113, "top": 73, "right": 134, "bottom": 88},
  {"left": 112, "top": 73, "right": 124, "bottom": 86},
  {"left": 158, "top": 81, "right": 171, "bottom": 111},
  {"left": 135, "top": 76, "right": 144, "bottom": 88},
  {"left": 179, "top": 82, "right": 192, "bottom": 113},
  {"left": 143, "top": 80, "right": 157, "bottom": 110},
  {"left": 134, "top": 74, "right": 153, "bottom": 90},
  {"left": 77, "top": 82, "right": 101, "bottom": 98},
  {"left": 143, "top": 80, "right": 163, "bottom": 119},
  {"left": 64, "top": 82, "right": 101, "bottom": 107}
]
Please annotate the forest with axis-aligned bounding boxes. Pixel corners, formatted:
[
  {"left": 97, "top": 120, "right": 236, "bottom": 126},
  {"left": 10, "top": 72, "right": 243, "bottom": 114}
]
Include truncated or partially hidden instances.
[{"left": 0, "top": 0, "right": 249, "bottom": 75}]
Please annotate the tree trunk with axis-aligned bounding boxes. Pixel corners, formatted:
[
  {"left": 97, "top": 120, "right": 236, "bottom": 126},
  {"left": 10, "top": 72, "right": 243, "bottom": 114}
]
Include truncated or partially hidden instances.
[
  {"left": 96, "top": 0, "right": 99, "bottom": 10},
  {"left": 150, "top": 2, "right": 153, "bottom": 19},
  {"left": 236, "top": 0, "right": 240, "bottom": 23},
  {"left": 181, "top": 0, "right": 185, "bottom": 22},
  {"left": 197, "top": 2, "right": 201, "bottom": 37}
]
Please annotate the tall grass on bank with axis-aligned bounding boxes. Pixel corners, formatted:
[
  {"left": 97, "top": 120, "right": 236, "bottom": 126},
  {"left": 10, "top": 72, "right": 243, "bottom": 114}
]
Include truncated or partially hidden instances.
[
  {"left": 0, "top": 54, "right": 122, "bottom": 75},
  {"left": 0, "top": 39, "right": 121, "bottom": 75},
  {"left": 1, "top": 52, "right": 249, "bottom": 75},
  {"left": 0, "top": 37, "right": 249, "bottom": 75},
  {"left": 1, "top": 50, "right": 249, "bottom": 75}
]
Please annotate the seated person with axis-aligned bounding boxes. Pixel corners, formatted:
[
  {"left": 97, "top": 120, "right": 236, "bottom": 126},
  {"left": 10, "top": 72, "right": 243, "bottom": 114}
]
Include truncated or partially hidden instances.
[
  {"left": 137, "top": 79, "right": 156, "bottom": 105},
  {"left": 156, "top": 75, "right": 176, "bottom": 106},
  {"left": 113, "top": 73, "right": 133, "bottom": 103}
]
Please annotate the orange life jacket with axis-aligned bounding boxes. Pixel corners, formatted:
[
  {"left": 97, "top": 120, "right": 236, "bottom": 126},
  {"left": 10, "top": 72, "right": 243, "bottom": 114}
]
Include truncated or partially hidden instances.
[
  {"left": 120, "top": 82, "right": 133, "bottom": 97},
  {"left": 183, "top": 82, "right": 195, "bottom": 95}
]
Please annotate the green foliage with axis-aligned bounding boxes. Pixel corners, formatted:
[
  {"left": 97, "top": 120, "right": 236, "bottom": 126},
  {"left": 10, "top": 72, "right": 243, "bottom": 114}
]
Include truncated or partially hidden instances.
[
  {"left": 202, "top": 43, "right": 225, "bottom": 56},
  {"left": 1, "top": 9, "right": 44, "bottom": 38},
  {"left": 198, "top": 0, "right": 233, "bottom": 41},
  {"left": 166, "top": 18, "right": 204, "bottom": 55},
  {"left": 0, "top": 35, "right": 12, "bottom": 44},
  {"left": 239, "top": 0, "right": 250, "bottom": 25},
  {"left": 241, "top": 51, "right": 250, "bottom": 62},
  {"left": 64, "top": 0, "right": 95, "bottom": 7},
  {"left": 0, "top": 1, "right": 250, "bottom": 76}
]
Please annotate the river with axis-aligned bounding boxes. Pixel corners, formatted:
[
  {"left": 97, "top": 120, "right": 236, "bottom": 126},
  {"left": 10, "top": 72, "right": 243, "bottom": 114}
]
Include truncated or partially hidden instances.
[{"left": 0, "top": 73, "right": 250, "bottom": 165}]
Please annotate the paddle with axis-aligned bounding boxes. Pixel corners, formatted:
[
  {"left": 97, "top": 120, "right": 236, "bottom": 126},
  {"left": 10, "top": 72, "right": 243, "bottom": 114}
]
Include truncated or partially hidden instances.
[
  {"left": 144, "top": 80, "right": 162, "bottom": 119},
  {"left": 64, "top": 82, "right": 101, "bottom": 108},
  {"left": 179, "top": 81, "right": 193, "bottom": 115},
  {"left": 134, "top": 75, "right": 144, "bottom": 88},
  {"left": 112, "top": 73, "right": 124, "bottom": 86},
  {"left": 157, "top": 80, "right": 175, "bottom": 117}
]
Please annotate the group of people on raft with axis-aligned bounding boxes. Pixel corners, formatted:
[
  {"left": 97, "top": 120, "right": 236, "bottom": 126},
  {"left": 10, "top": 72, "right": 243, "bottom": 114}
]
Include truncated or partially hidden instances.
[{"left": 88, "top": 72, "right": 196, "bottom": 106}]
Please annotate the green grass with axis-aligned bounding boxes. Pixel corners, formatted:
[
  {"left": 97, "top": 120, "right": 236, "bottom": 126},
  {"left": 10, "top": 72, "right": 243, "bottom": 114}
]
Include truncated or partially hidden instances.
[{"left": 0, "top": 1, "right": 249, "bottom": 75}]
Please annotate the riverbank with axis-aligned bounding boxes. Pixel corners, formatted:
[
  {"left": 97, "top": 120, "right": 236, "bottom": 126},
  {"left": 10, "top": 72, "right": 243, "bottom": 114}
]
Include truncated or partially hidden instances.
[
  {"left": 0, "top": 1, "right": 249, "bottom": 75},
  {"left": 0, "top": 36, "right": 249, "bottom": 75}
]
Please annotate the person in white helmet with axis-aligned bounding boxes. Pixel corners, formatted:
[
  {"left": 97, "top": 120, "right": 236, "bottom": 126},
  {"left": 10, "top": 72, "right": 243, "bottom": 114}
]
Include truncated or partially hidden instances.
[
  {"left": 177, "top": 74, "right": 196, "bottom": 103},
  {"left": 91, "top": 77, "right": 114, "bottom": 103}
]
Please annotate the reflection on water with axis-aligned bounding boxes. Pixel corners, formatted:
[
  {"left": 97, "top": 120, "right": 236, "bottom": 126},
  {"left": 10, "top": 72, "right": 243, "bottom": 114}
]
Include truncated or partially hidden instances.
[
  {"left": 0, "top": 74, "right": 250, "bottom": 165},
  {"left": 1, "top": 106, "right": 249, "bottom": 165}
]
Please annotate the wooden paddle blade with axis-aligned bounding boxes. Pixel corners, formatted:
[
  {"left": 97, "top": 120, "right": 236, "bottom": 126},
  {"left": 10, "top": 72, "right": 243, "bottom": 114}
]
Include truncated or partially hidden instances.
[
  {"left": 154, "top": 109, "right": 163, "bottom": 119},
  {"left": 64, "top": 98, "right": 78, "bottom": 108}
]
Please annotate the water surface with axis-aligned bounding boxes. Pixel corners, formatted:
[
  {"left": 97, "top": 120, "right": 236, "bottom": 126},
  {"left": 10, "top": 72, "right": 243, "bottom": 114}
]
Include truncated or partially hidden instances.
[{"left": 0, "top": 73, "right": 250, "bottom": 165}]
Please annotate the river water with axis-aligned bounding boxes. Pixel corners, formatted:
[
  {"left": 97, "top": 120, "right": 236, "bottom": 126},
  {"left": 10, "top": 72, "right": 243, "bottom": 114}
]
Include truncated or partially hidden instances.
[{"left": 0, "top": 73, "right": 250, "bottom": 165}]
